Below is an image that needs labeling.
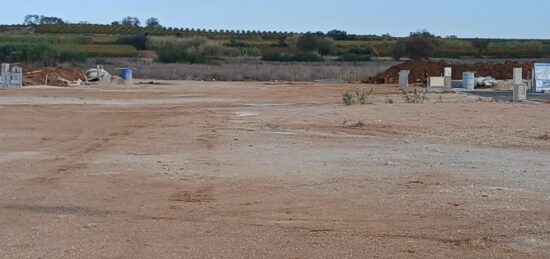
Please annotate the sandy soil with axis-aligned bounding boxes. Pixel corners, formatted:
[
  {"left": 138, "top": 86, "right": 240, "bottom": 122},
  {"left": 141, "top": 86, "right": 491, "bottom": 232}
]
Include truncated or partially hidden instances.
[{"left": 0, "top": 81, "right": 549, "bottom": 258}]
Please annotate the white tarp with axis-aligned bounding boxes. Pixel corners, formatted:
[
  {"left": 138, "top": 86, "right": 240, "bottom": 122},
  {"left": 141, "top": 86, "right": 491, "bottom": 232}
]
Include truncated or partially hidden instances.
[{"left": 534, "top": 63, "right": 550, "bottom": 92}]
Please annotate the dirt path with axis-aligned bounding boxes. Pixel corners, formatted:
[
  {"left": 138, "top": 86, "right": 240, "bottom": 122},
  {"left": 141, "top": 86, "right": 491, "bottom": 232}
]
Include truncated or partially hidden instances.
[{"left": 0, "top": 81, "right": 549, "bottom": 258}]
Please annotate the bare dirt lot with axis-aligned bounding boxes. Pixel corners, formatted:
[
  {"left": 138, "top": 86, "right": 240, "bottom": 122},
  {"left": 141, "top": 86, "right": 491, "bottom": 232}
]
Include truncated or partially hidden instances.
[{"left": 1, "top": 81, "right": 549, "bottom": 258}]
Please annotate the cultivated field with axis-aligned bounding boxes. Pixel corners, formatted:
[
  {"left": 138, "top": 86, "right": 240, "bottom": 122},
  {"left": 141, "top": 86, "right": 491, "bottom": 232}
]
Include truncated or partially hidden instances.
[{"left": 0, "top": 81, "right": 549, "bottom": 258}]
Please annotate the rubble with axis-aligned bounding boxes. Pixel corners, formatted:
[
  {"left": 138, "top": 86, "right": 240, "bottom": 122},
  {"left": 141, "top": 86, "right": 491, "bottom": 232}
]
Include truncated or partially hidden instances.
[
  {"left": 368, "top": 60, "right": 533, "bottom": 84},
  {"left": 23, "top": 67, "right": 86, "bottom": 87}
]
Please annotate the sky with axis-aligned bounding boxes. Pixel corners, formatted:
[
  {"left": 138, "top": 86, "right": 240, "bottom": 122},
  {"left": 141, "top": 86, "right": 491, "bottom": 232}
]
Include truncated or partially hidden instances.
[{"left": 1, "top": 0, "right": 548, "bottom": 39}]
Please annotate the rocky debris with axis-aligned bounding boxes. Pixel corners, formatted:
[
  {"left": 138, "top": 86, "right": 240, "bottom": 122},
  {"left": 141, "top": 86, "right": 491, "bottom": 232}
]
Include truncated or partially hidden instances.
[
  {"left": 368, "top": 60, "right": 533, "bottom": 84},
  {"left": 24, "top": 67, "right": 86, "bottom": 87}
]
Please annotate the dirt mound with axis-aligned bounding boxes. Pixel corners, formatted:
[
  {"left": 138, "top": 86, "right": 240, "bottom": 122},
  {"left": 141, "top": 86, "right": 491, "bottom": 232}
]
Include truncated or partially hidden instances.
[
  {"left": 24, "top": 67, "right": 86, "bottom": 87},
  {"left": 368, "top": 60, "right": 533, "bottom": 84}
]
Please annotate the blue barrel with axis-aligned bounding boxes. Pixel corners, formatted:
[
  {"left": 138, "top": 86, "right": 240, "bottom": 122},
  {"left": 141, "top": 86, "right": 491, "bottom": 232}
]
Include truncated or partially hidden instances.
[
  {"left": 119, "top": 68, "right": 133, "bottom": 82},
  {"left": 463, "top": 72, "right": 475, "bottom": 90}
]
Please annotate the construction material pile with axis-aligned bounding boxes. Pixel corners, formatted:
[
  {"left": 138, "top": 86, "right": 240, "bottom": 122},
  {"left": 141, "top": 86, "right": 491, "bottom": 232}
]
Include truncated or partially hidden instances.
[
  {"left": 24, "top": 67, "right": 86, "bottom": 87},
  {"left": 368, "top": 60, "right": 533, "bottom": 84}
]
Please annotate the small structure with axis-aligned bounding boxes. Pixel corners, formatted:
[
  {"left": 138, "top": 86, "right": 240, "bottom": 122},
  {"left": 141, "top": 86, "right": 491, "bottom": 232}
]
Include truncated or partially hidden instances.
[
  {"left": 444, "top": 67, "right": 452, "bottom": 88},
  {"left": 513, "top": 67, "right": 527, "bottom": 102},
  {"left": 398, "top": 70, "right": 409, "bottom": 89},
  {"left": 428, "top": 77, "right": 445, "bottom": 92},
  {"left": 533, "top": 63, "right": 550, "bottom": 93},
  {"left": 1, "top": 63, "right": 22, "bottom": 88}
]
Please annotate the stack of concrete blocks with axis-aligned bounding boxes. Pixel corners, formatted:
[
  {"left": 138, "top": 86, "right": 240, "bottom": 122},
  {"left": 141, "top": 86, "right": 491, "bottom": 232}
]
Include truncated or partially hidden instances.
[
  {"left": 513, "top": 67, "right": 527, "bottom": 102},
  {"left": 1, "top": 63, "right": 22, "bottom": 88},
  {"left": 399, "top": 70, "right": 409, "bottom": 89}
]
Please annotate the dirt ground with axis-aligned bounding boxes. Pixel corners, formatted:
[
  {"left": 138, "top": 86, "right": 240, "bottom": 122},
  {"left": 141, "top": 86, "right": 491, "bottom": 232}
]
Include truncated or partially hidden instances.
[{"left": 0, "top": 81, "right": 549, "bottom": 258}]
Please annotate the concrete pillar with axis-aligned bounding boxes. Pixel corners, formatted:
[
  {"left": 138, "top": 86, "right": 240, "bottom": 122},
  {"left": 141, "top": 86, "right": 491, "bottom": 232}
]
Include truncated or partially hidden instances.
[
  {"left": 399, "top": 70, "right": 409, "bottom": 89},
  {"left": 1, "top": 63, "right": 10, "bottom": 87},
  {"left": 444, "top": 67, "right": 452, "bottom": 88},
  {"left": 513, "top": 68, "right": 522, "bottom": 85},
  {"left": 513, "top": 68, "right": 526, "bottom": 102}
]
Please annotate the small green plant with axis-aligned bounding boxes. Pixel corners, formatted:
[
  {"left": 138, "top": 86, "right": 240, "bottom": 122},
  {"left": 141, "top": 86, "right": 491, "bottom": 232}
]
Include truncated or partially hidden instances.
[
  {"left": 402, "top": 89, "right": 428, "bottom": 104},
  {"left": 385, "top": 96, "right": 394, "bottom": 104},
  {"left": 342, "top": 89, "right": 373, "bottom": 105},
  {"left": 342, "top": 91, "right": 355, "bottom": 106}
]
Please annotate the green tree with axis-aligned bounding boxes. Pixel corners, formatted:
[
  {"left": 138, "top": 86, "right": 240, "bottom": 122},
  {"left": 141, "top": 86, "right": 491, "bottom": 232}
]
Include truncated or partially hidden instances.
[
  {"left": 405, "top": 32, "right": 435, "bottom": 60},
  {"left": 471, "top": 39, "right": 490, "bottom": 56},
  {"left": 121, "top": 17, "right": 141, "bottom": 27},
  {"left": 296, "top": 33, "right": 335, "bottom": 55},
  {"left": 145, "top": 17, "right": 161, "bottom": 28}
]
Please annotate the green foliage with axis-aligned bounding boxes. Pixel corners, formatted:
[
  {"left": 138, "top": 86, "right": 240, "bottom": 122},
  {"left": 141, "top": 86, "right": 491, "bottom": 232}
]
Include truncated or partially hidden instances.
[
  {"left": 337, "top": 53, "right": 371, "bottom": 62},
  {"left": 0, "top": 43, "right": 54, "bottom": 63},
  {"left": 342, "top": 89, "right": 372, "bottom": 105},
  {"left": 348, "top": 47, "right": 372, "bottom": 55},
  {"left": 392, "top": 40, "right": 406, "bottom": 61},
  {"left": 402, "top": 89, "right": 428, "bottom": 104},
  {"left": 116, "top": 33, "right": 148, "bottom": 50},
  {"left": 73, "top": 35, "right": 93, "bottom": 44},
  {"left": 261, "top": 52, "right": 323, "bottom": 62},
  {"left": 342, "top": 91, "right": 355, "bottom": 106},
  {"left": 0, "top": 42, "right": 86, "bottom": 64},
  {"left": 385, "top": 96, "right": 394, "bottom": 104},
  {"left": 471, "top": 39, "right": 490, "bottom": 56},
  {"left": 224, "top": 38, "right": 249, "bottom": 48},
  {"left": 296, "top": 33, "right": 335, "bottom": 55},
  {"left": 52, "top": 44, "right": 136, "bottom": 57},
  {"left": 405, "top": 36, "right": 435, "bottom": 60},
  {"left": 150, "top": 36, "right": 252, "bottom": 63}
]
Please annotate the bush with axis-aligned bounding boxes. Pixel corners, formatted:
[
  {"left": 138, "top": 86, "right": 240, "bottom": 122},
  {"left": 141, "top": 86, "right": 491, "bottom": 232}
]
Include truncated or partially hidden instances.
[
  {"left": 224, "top": 38, "right": 249, "bottom": 48},
  {"left": 0, "top": 43, "right": 54, "bottom": 63},
  {"left": 392, "top": 40, "right": 406, "bottom": 61},
  {"left": 405, "top": 36, "right": 434, "bottom": 60},
  {"left": 296, "top": 33, "right": 335, "bottom": 55},
  {"left": 116, "top": 33, "right": 148, "bottom": 50},
  {"left": 348, "top": 47, "right": 372, "bottom": 55},
  {"left": 337, "top": 53, "right": 371, "bottom": 62},
  {"left": 73, "top": 36, "right": 93, "bottom": 44},
  {"left": 150, "top": 36, "right": 255, "bottom": 63},
  {"left": 57, "top": 50, "right": 87, "bottom": 62},
  {"left": 261, "top": 52, "right": 323, "bottom": 62},
  {"left": 0, "top": 43, "right": 86, "bottom": 64}
]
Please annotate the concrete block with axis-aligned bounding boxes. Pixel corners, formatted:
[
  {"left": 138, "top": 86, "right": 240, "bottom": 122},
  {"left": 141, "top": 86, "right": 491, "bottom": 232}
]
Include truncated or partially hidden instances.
[
  {"left": 513, "top": 68, "right": 522, "bottom": 85},
  {"left": 513, "top": 84, "right": 527, "bottom": 102},
  {"left": 399, "top": 70, "right": 409, "bottom": 89}
]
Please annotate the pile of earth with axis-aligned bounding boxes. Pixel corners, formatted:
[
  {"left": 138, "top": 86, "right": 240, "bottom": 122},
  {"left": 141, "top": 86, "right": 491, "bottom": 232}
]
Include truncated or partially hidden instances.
[
  {"left": 24, "top": 67, "right": 86, "bottom": 87},
  {"left": 368, "top": 60, "right": 534, "bottom": 84}
]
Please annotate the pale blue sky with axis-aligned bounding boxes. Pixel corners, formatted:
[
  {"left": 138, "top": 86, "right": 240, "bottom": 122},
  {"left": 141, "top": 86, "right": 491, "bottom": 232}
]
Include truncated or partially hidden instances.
[{"left": 1, "top": 0, "right": 547, "bottom": 39}]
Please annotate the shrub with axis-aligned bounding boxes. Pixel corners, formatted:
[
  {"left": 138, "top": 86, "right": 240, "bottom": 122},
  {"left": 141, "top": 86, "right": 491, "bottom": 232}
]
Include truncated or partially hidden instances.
[
  {"left": 349, "top": 47, "right": 372, "bottom": 55},
  {"left": 405, "top": 36, "right": 434, "bottom": 60},
  {"left": 292, "top": 53, "right": 323, "bottom": 62},
  {"left": 337, "top": 53, "right": 371, "bottom": 62},
  {"left": 296, "top": 33, "right": 335, "bottom": 55},
  {"left": 261, "top": 52, "right": 323, "bottom": 62},
  {"left": 57, "top": 50, "right": 87, "bottom": 62},
  {"left": 224, "top": 38, "right": 249, "bottom": 48},
  {"left": 73, "top": 36, "right": 93, "bottom": 44},
  {"left": 342, "top": 91, "right": 354, "bottom": 106},
  {"left": 392, "top": 40, "right": 406, "bottom": 61},
  {"left": 116, "top": 33, "right": 148, "bottom": 50},
  {"left": 342, "top": 89, "right": 372, "bottom": 105},
  {"left": 402, "top": 89, "right": 428, "bottom": 103},
  {"left": 0, "top": 42, "right": 86, "bottom": 64},
  {"left": 0, "top": 43, "right": 53, "bottom": 63}
]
